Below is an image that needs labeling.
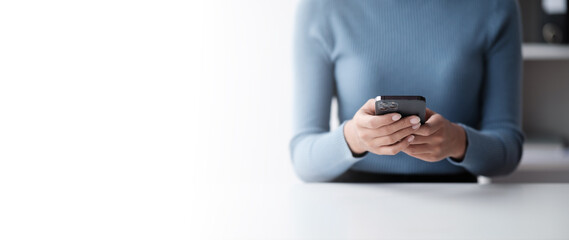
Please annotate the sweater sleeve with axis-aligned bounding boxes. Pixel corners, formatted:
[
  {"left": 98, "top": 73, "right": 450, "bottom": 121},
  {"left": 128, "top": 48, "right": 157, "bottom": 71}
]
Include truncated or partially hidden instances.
[
  {"left": 289, "top": 0, "right": 365, "bottom": 182},
  {"left": 447, "top": 0, "right": 524, "bottom": 176}
]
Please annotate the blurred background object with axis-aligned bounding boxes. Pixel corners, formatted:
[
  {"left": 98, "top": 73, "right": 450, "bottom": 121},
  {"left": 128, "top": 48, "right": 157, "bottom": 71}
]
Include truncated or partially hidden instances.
[
  {"left": 519, "top": 0, "right": 568, "bottom": 43},
  {"left": 495, "top": 0, "right": 569, "bottom": 182}
]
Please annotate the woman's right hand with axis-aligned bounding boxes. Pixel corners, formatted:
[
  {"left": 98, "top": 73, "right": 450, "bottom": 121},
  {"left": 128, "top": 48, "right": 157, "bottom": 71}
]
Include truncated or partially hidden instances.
[{"left": 344, "top": 99, "right": 422, "bottom": 156}]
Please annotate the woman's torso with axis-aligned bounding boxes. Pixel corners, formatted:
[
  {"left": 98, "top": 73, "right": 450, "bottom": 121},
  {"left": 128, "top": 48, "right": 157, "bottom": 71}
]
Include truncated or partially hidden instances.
[{"left": 324, "top": 0, "right": 495, "bottom": 174}]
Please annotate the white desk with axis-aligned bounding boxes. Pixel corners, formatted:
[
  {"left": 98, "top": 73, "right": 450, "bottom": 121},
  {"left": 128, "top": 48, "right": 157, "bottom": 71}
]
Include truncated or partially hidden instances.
[{"left": 198, "top": 183, "right": 569, "bottom": 239}]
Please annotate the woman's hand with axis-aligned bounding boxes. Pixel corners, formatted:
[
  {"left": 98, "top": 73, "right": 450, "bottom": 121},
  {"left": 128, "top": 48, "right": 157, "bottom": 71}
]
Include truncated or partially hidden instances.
[
  {"left": 344, "top": 99, "right": 421, "bottom": 156},
  {"left": 402, "top": 108, "right": 467, "bottom": 162}
]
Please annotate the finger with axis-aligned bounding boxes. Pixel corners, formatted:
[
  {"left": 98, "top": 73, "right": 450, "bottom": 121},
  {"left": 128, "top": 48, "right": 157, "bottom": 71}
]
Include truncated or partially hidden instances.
[
  {"left": 376, "top": 115, "right": 421, "bottom": 136},
  {"left": 356, "top": 100, "right": 401, "bottom": 129},
  {"left": 373, "top": 135, "right": 415, "bottom": 155},
  {"left": 407, "top": 135, "right": 434, "bottom": 144},
  {"left": 371, "top": 125, "right": 420, "bottom": 146},
  {"left": 414, "top": 114, "right": 444, "bottom": 136},
  {"left": 404, "top": 143, "right": 433, "bottom": 155},
  {"left": 356, "top": 112, "right": 402, "bottom": 129},
  {"left": 402, "top": 149, "right": 435, "bottom": 161}
]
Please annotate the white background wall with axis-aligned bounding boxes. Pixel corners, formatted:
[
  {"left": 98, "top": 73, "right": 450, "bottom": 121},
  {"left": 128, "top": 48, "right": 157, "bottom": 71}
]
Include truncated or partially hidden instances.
[{"left": 1, "top": 0, "right": 299, "bottom": 238}]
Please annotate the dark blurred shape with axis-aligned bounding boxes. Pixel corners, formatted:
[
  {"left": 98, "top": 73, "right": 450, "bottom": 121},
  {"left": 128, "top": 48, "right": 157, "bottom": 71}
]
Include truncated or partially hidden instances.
[
  {"left": 522, "top": 60, "right": 569, "bottom": 146},
  {"left": 519, "top": 0, "right": 569, "bottom": 44}
]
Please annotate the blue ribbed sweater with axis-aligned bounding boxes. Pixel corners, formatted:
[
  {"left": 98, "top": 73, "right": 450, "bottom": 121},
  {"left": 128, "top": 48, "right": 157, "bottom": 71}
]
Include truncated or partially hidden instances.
[{"left": 290, "top": 0, "right": 524, "bottom": 182}]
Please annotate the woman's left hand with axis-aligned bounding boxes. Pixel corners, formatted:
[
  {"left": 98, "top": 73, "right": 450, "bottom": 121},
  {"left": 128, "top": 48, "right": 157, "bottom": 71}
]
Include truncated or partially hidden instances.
[{"left": 403, "top": 108, "right": 467, "bottom": 162}]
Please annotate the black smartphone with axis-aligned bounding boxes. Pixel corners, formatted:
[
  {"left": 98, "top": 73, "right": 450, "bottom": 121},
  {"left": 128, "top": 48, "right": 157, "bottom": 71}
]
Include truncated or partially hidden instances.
[{"left": 375, "top": 96, "right": 426, "bottom": 124}]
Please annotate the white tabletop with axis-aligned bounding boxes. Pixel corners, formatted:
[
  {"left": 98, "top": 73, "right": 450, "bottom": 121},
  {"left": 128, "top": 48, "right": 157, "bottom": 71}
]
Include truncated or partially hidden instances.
[{"left": 196, "top": 183, "right": 569, "bottom": 239}]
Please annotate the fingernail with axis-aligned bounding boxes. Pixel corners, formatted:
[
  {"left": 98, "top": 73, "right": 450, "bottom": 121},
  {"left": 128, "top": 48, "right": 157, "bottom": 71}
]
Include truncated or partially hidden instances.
[
  {"left": 408, "top": 135, "right": 415, "bottom": 142},
  {"left": 410, "top": 117, "right": 420, "bottom": 124},
  {"left": 412, "top": 124, "right": 420, "bottom": 130},
  {"left": 392, "top": 114, "right": 401, "bottom": 121}
]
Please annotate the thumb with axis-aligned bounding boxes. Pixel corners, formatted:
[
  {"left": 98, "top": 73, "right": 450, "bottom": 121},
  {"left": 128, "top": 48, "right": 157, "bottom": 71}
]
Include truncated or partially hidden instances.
[
  {"left": 360, "top": 98, "right": 376, "bottom": 115},
  {"left": 425, "top": 108, "right": 436, "bottom": 119}
]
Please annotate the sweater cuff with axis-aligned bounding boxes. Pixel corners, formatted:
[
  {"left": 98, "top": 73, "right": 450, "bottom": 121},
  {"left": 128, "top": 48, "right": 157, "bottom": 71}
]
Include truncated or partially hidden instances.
[
  {"left": 338, "top": 121, "right": 367, "bottom": 163},
  {"left": 446, "top": 123, "right": 481, "bottom": 170}
]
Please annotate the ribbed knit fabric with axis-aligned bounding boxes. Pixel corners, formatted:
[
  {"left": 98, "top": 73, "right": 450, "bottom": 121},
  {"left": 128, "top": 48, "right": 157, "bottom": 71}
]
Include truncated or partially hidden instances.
[{"left": 290, "top": 0, "right": 524, "bottom": 182}]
